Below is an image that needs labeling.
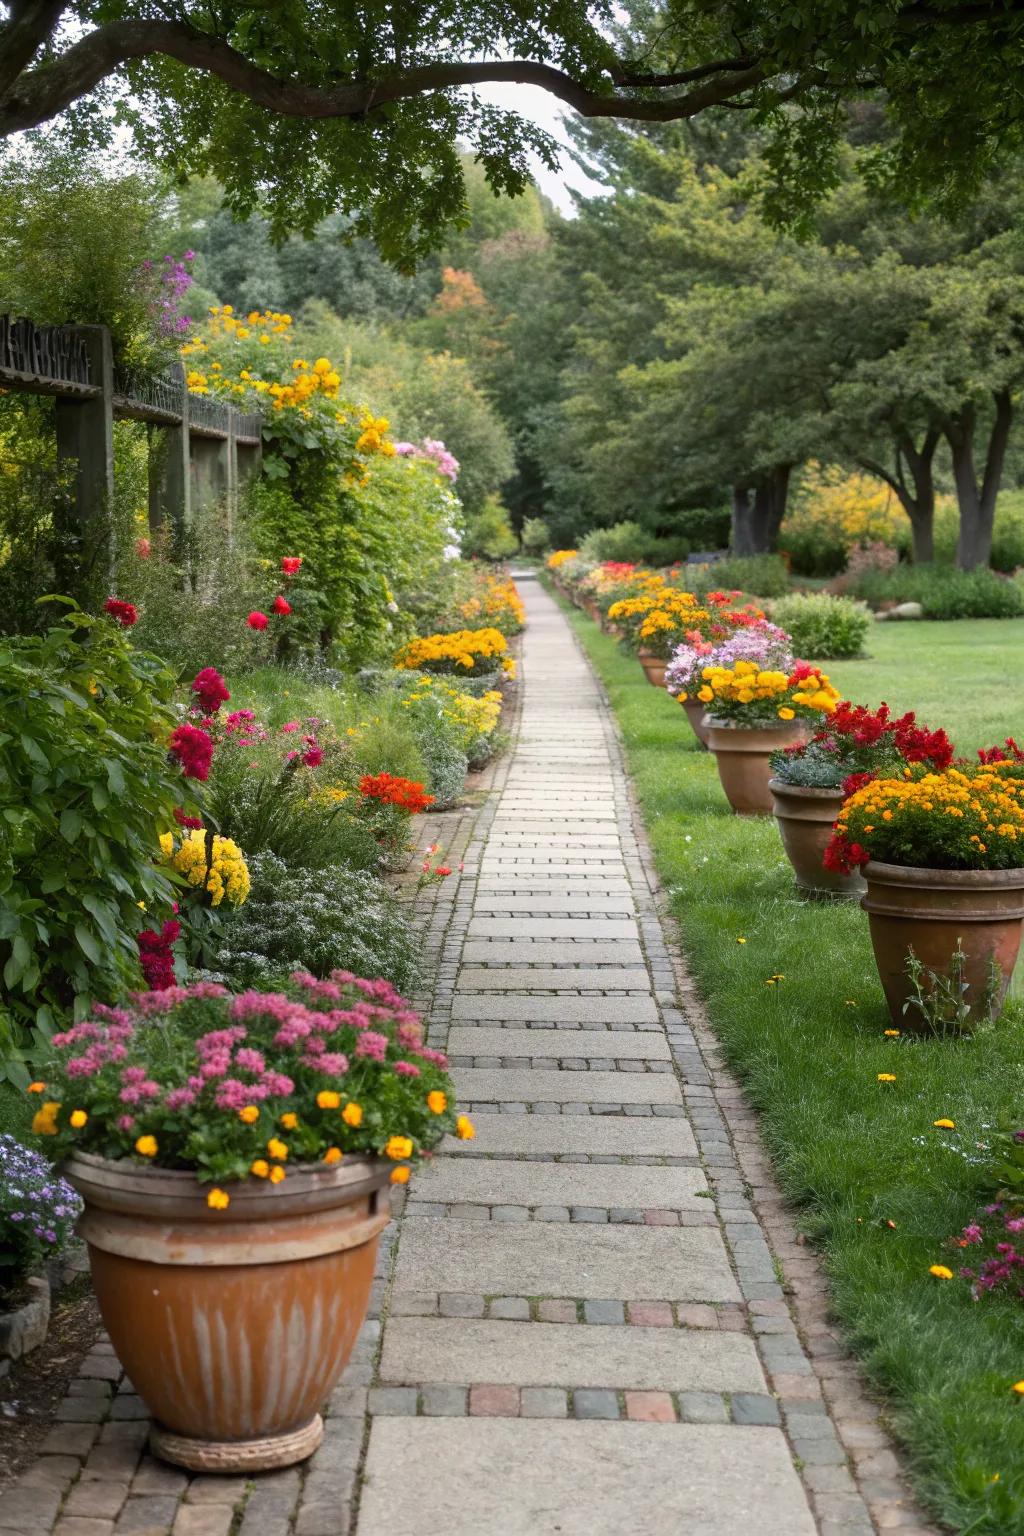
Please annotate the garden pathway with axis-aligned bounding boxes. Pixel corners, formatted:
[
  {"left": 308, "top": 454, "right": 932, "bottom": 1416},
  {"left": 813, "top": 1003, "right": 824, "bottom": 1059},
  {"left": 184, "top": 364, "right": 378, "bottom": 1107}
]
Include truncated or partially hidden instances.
[
  {"left": 8, "top": 577, "right": 909, "bottom": 1536},
  {"left": 355, "top": 577, "right": 876, "bottom": 1536}
]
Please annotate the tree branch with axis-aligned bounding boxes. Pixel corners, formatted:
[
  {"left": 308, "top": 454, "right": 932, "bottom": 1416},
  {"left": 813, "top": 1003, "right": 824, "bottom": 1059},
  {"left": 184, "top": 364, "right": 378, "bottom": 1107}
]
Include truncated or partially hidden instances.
[
  {"left": 0, "top": 18, "right": 773, "bottom": 138},
  {"left": 0, "top": 0, "right": 66, "bottom": 100}
]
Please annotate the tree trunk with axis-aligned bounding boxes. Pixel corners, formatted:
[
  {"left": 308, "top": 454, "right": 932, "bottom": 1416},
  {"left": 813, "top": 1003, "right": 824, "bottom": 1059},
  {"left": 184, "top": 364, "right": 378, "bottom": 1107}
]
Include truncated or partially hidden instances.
[
  {"left": 947, "top": 390, "right": 1013, "bottom": 569},
  {"left": 731, "top": 465, "right": 791, "bottom": 555},
  {"left": 860, "top": 427, "right": 939, "bottom": 564}
]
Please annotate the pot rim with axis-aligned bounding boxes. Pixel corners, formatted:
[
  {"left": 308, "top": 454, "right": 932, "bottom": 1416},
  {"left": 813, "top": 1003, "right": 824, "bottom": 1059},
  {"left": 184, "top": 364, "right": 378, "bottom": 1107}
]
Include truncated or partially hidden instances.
[
  {"left": 863, "top": 859, "right": 1024, "bottom": 888},
  {"left": 767, "top": 778, "right": 846, "bottom": 799},
  {"left": 63, "top": 1148, "right": 391, "bottom": 1223}
]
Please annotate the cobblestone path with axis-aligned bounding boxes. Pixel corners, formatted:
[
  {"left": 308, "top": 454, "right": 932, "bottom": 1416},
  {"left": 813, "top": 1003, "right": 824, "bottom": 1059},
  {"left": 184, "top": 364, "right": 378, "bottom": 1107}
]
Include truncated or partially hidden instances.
[{"left": 7, "top": 576, "right": 922, "bottom": 1536}]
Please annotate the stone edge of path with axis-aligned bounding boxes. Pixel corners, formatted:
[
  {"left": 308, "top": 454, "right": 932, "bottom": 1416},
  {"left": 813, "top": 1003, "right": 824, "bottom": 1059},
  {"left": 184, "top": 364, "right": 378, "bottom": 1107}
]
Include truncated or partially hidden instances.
[{"left": 565, "top": 601, "right": 937, "bottom": 1536}]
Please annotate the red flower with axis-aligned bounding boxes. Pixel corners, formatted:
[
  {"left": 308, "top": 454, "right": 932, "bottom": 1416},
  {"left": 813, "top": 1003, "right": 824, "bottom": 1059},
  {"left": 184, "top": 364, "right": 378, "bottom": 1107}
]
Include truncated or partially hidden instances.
[
  {"left": 842, "top": 771, "right": 876, "bottom": 797},
  {"left": 359, "top": 772, "right": 434, "bottom": 814},
  {"left": 104, "top": 597, "right": 138, "bottom": 627},
  {"left": 281, "top": 556, "right": 302, "bottom": 575},
  {"left": 168, "top": 723, "right": 214, "bottom": 781},
  {"left": 978, "top": 737, "right": 1024, "bottom": 765},
  {"left": 302, "top": 746, "right": 323, "bottom": 768},
  {"left": 137, "top": 920, "right": 181, "bottom": 990},
  {"left": 173, "top": 806, "right": 204, "bottom": 830},
  {"left": 135, "top": 537, "right": 151, "bottom": 560},
  {"left": 822, "top": 833, "right": 869, "bottom": 874},
  {"left": 271, "top": 595, "right": 292, "bottom": 616},
  {"left": 190, "top": 666, "right": 231, "bottom": 715},
  {"left": 247, "top": 611, "right": 269, "bottom": 631},
  {"left": 435, "top": 865, "right": 452, "bottom": 876}
]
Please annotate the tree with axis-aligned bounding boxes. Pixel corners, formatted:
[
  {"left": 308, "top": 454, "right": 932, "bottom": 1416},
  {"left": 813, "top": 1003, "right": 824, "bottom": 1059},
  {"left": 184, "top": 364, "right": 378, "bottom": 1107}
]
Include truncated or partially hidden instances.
[{"left": 8, "top": 4, "right": 1024, "bottom": 259}]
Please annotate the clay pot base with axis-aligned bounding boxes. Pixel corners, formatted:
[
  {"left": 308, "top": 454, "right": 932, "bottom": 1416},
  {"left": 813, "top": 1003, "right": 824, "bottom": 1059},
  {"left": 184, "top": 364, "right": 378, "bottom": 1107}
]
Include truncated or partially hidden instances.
[{"left": 150, "top": 1412, "right": 324, "bottom": 1472}]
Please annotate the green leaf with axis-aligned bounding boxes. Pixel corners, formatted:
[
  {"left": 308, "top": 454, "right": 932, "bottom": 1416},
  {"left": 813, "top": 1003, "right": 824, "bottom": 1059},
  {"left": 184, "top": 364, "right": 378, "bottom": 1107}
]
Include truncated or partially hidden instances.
[
  {"left": 60, "top": 807, "right": 83, "bottom": 842},
  {"left": 74, "top": 922, "right": 101, "bottom": 963}
]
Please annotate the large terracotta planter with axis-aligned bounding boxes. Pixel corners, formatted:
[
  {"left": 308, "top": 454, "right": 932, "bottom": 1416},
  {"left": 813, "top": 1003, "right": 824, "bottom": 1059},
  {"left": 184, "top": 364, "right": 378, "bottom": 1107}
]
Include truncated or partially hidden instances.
[
  {"left": 768, "top": 780, "right": 865, "bottom": 899},
  {"left": 681, "top": 698, "right": 710, "bottom": 750},
  {"left": 638, "top": 650, "right": 667, "bottom": 687},
  {"left": 861, "top": 861, "right": 1024, "bottom": 1030},
  {"left": 64, "top": 1152, "right": 390, "bottom": 1472},
  {"left": 705, "top": 719, "right": 809, "bottom": 816}
]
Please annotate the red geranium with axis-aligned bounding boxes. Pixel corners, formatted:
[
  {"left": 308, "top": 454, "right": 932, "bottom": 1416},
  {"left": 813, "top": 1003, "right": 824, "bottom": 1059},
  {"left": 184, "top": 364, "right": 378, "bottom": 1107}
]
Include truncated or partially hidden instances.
[
  {"left": 190, "top": 667, "right": 231, "bottom": 715},
  {"left": 359, "top": 773, "right": 434, "bottom": 814},
  {"left": 272, "top": 595, "right": 292, "bottom": 616},
  {"left": 168, "top": 723, "right": 214, "bottom": 781},
  {"left": 104, "top": 597, "right": 138, "bottom": 627},
  {"left": 172, "top": 806, "right": 204, "bottom": 830},
  {"left": 137, "top": 920, "right": 181, "bottom": 990},
  {"left": 247, "top": 611, "right": 269, "bottom": 631},
  {"left": 822, "top": 834, "right": 869, "bottom": 874},
  {"left": 978, "top": 737, "right": 1024, "bottom": 764},
  {"left": 281, "top": 556, "right": 302, "bottom": 575}
]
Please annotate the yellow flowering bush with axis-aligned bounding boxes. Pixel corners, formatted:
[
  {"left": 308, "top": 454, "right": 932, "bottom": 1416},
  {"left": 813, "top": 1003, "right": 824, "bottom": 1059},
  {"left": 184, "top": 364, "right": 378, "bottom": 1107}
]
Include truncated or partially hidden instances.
[
  {"left": 546, "top": 549, "right": 579, "bottom": 569},
  {"left": 696, "top": 659, "right": 839, "bottom": 726},
  {"left": 399, "top": 675, "right": 502, "bottom": 757},
  {"left": 455, "top": 572, "right": 526, "bottom": 635},
  {"left": 781, "top": 462, "right": 908, "bottom": 576},
  {"left": 394, "top": 627, "right": 510, "bottom": 678},
  {"left": 159, "top": 829, "right": 251, "bottom": 907},
  {"left": 826, "top": 765, "right": 1024, "bottom": 872}
]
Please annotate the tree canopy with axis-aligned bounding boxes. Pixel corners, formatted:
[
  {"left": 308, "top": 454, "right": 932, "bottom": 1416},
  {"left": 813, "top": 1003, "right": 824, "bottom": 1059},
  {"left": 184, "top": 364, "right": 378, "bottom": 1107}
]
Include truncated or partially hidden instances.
[{"left": 5, "top": 2, "right": 1024, "bottom": 259}]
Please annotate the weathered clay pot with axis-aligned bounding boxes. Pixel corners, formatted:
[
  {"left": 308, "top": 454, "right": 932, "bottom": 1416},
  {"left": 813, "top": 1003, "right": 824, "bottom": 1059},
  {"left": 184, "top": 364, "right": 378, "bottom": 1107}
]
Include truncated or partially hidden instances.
[
  {"left": 768, "top": 780, "right": 865, "bottom": 898},
  {"left": 861, "top": 861, "right": 1024, "bottom": 1030},
  {"left": 705, "top": 719, "right": 809, "bottom": 816},
  {"left": 64, "top": 1152, "right": 390, "bottom": 1472},
  {"left": 681, "top": 698, "right": 711, "bottom": 750},
  {"left": 638, "top": 650, "right": 667, "bottom": 687}
]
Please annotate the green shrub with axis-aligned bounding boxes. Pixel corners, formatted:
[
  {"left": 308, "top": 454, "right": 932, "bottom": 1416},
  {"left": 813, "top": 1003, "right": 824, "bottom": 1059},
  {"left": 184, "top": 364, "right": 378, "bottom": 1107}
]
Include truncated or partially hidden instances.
[
  {"left": 205, "top": 852, "right": 418, "bottom": 994},
  {"left": 462, "top": 496, "right": 518, "bottom": 560},
  {"left": 520, "top": 517, "right": 551, "bottom": 555},
  {"left": 848, "top": 565, "right": 1024, "bottom": 619},
  {"left": 670, "top": 505, "right": 731, "bottom": 552},
  {"left": 0, "top": 606, "right": 184, "bottom": 1079},
  {"left": 771, "top": 592, "right": 871, "bottom": 659},
  {"left": 579, "top": 520, "right": 691, "bottom": 566},
  {"left": 991, "top": 493, "right": 1024, "bottom": 572},
  {"left": 689, "top": 553, "right": 791, "bottom": 599}
]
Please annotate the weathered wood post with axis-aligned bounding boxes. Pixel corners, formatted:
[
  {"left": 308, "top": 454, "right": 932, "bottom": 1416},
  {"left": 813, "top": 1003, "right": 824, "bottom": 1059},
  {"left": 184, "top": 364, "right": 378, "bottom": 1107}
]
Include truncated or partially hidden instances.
[
  {"left": 148, "top": 360, "right": 191, "bottom": 540},
  {"left": 54, "top": 324, "right": 115, "bottom": 601}
]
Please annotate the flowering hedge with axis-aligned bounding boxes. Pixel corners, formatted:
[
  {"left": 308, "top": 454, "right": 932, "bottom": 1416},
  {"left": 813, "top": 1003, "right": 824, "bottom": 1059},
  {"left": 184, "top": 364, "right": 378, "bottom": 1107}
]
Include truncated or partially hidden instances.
[
  {"left": 0, "top": 1134, "right": 80, "bottom": 1295},
  {"left": 394, "top": 626, "right": 513, "bottom": 678},
  {"left": 31, "top": 975, "right": 474, "bottom": 1196}
]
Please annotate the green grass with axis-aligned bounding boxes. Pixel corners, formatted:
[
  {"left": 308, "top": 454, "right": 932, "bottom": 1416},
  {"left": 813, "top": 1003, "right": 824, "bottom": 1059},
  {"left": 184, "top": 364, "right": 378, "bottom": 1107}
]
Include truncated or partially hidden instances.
[
  {"left": 828, "top": 619, "right": 1024, "bottom": 753},
  {"left": 552, "top": 587, "right": 1024, "bottom": 1535}
]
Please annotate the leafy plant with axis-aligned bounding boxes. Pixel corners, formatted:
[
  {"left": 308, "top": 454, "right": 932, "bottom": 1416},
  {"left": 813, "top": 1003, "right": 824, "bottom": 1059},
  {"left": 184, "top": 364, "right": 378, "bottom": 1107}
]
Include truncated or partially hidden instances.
[
  {"left": 520, "top": 517, "right": 551, "bottom": 554},
  {"left": 203, "top": 852, "right": 419, "bottom": 994},
  {"left": 0, "top": 605, "right": 186, "bottom": 1081},
  {"left": 847, "top": 565, "right": 1024, "bottom": 619},
  {"left": 690, "top": 554, "right": 791, "bottom": 599},
  {"left": 462, "top": 495, "right": 518, "bottom": 560},
  {"left": 771, "top": 592, "right": 871, "bottom": 659},
  {"left": 903, "top": 942, "right": 1001, "bottom": 1035}
]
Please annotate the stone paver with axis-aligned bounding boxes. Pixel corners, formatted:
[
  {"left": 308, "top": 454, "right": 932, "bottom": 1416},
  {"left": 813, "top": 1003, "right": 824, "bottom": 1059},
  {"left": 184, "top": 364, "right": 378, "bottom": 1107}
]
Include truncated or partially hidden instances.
[
  {"left": 446, "top": 1027, "right": 671, "bottom": 1059},
  {"left": 411, "top": 1158, "right": 706, "bottom": 1210},
  {"left": 451, "top": 1067, "right": 682, "bottom": 1103},
  {"left": 358, "top": 1420, "right": 817, "bottom": 1535},
  {"left": 442, "top": 1111, "right": 697, "bottom": 1159}
]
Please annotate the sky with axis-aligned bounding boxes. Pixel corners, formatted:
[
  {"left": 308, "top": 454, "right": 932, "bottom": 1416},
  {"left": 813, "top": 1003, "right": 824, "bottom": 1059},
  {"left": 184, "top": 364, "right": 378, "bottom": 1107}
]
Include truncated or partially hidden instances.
[{"left": 471, "top": 83, "right": 607, "bottom": 214}]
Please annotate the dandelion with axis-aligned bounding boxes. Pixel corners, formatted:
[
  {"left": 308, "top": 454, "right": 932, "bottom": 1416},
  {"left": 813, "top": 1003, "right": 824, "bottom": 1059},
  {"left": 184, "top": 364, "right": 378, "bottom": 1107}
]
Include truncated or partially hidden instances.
[
  {"left": 1012, "top": 1382, "right": 1024, "bottom": 1395},
  {"left": 884, "top": 1029, "right": 900, "bottom": 1037},
  {"left": 929, "top": 1264, "right": 953, "bottom": 1280},
  {"left": 736, "top": 937, "right": 747, "bottom": 945},
  {"left": 877, "top": 1073, "right": 897, "bottom": 1083},
  {"left": 933, "top": 1119, "right": 956, "bottom": 1130}
]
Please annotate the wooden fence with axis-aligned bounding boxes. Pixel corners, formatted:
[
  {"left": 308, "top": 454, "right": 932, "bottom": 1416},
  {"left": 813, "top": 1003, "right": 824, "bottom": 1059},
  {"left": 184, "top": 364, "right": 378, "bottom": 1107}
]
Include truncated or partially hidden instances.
[{"left": 0, "top": 315, "right": 263, "bottom": 578}]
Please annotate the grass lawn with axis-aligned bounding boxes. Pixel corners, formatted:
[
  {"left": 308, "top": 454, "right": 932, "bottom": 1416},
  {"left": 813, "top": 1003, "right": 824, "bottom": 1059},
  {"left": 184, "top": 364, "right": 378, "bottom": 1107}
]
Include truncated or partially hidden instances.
[{"left": 551, "top": 585, "right": 1024, "bottom": 1536}]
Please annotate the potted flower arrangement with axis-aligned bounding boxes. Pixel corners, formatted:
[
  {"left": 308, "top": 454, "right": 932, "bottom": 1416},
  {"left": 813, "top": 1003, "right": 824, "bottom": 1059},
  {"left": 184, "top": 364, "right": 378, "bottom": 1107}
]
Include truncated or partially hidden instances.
[
  {"left": 825, "top": 762, "right": 1024, "bottom": 1029},
  {"left": 682, "top": 634, "right": 839, "bottom": 814},
  {"left": 31, "top": 974, "right": 473, "bottom": 1471},
  {"left": 607, "top": 587, "right": 711, "bottom": 686},
  {"left": 664, "top": 602, "right": 785, "bottom": 746},
  {"left": 768, "top": 703, "right": 954, "bottom": 897}
]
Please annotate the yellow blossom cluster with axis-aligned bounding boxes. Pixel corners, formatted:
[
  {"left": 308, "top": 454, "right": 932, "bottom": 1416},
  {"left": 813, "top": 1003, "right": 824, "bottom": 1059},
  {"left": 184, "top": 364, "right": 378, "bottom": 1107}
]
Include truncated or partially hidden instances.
[
  {"left": 696, "top": 660, "right": 839, "bottom": 720},
  {"left": 835, "top": 766, "right": 1024, "bottom": 868},
  {"left": 394, "top": 627, "right": 510, "bottom": 676},
  {"left": 546, "top": 549, "right": 579, "bottom": 569},
  {"left": 400, "top": 676, "right": 502, "bottom": 752},
  {"left": 159, "top": 829, "right": 251, "bottom": 907},
  {"left": 457, "top": 573, "right": 526, "bottom": 631}
]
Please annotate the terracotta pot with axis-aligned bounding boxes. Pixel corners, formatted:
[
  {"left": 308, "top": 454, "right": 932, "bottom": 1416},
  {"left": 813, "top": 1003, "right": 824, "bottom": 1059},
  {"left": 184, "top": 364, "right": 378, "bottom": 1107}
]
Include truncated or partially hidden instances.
[
  {"left": 681, "top": 698, "right": 711, "bottom": 750},
  {"left": 705, "top": 719, "right": 809, "bottom": 816},
  {"left": 637, "top": 650, "right": 667, "bottom": 687},
  {"left": 64, "top": 1152, "right": 390, "bottom": 1472},
  {"left": 861, "top": 861, "right": 1024, "bottom": 1030},
  {"left": 768, "top": 780, "right": 864, "bottom": 898}
]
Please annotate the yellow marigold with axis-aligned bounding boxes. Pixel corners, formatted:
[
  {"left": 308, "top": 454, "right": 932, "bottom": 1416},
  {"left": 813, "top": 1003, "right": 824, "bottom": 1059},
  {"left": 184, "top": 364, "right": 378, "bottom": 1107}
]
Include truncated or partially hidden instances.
[
  {"left": 455, "top": 1116, "right": 475, "bottom": 1140},
  {"left": 69, "top": 1109, "right": 88, "bottom": 1129},
  {"left": 322, "top": 1146, "right": 343, "bottom": 1165},
  {"left": 390, "top": 1165, "right": 411, "bottom": 1185},
  {"left": 238, "top": 1105, "right": 259, "bottom": 1124},
  {"left": 27, "top": 1081, "right": 45, "bottom": 1094},
  {"left": 426, "top": 1091, "right": 447, "bottom": 1115},
  {"left": 269, "top": 1165, "right": 286, "bottom": 1184},
  {"left": 135, "top": 1135, "right": 158, "bottom": 1157},
  {"left": 385, "top": 1135, "right": 414, "bottom": 1161},
  {"left": 280, "top": 1112, "right": 298, "bottom": 1130},
  {"left": 317, "top": 1090, "right": 341, "bottom": 1110},
  {"left": 250, "top": 1159, "right": 270, "bottom": 1178},
  {"left": 546, "top": 549, "right": 578, "bottom": 568},
  {"left": 342, "top": 1102, "right": 363, "bottom": 1127},
  {"left": 267, "top": 1137, "right": 289, "bottom": 1161},
  {"left": 207, "top": 1188, "right": 230, "bottom": 1210}
]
